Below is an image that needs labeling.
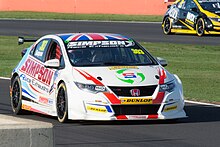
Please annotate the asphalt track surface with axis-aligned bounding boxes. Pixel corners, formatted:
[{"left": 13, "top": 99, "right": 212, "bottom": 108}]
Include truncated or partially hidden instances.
[
  {"left": 0, "top": 19, "right": 220, "bottom": 45},
  {"left": 1, "top": 78, "right": 220, "bottom": 147},
  {"left": 0, "top": 20, "right": 220, "bottom": 146}
]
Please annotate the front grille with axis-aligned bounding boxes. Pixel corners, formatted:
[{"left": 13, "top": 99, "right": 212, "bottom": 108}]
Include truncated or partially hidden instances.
[
  {"left": 111, "top": 104, "right": 160, "bottom": 115},
  {"left": 108, "top": 85, "right": 157, "bottom": 97}
]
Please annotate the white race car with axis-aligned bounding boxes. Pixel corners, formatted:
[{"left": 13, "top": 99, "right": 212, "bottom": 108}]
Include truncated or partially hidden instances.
[{"left": 10, "top": 33, "right": 186, "bottom": 122}]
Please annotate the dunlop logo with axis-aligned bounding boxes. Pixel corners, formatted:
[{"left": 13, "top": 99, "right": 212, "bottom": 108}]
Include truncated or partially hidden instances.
[
  {"left": 163, "top": 105, "right": 177, "bottom": 112},
  {"left": 86, "top": 106, "right": 107, "bottom": 113},
  {"left": 120, "top": 98, "right": 152, "bottom": 104}
]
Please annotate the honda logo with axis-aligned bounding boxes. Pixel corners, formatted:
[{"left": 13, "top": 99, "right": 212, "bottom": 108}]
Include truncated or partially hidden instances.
[{"left": 130, "top": 89, "right": 140, "bottom": 97}]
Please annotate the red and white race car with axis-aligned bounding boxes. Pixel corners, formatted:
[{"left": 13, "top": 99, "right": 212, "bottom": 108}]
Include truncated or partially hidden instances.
[{"left": 10, "top": 33, "right": 186, "bottom": 122}]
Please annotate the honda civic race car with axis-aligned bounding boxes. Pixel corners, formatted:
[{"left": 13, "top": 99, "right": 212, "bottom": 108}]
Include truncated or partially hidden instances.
[
  {"left": 162, "top": 0, "right": 220, "bottom": 36},
  {"left": 10, "top": 33, "right": 186, "bottom": 123}
]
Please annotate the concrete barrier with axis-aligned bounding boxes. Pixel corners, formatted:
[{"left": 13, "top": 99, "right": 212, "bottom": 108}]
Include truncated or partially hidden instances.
[
  {"left": 0, "top": 0, "right": 174, "bottom": 15},
  {"left": 0, "top": 114, "right": 54, "bottom": 147}
]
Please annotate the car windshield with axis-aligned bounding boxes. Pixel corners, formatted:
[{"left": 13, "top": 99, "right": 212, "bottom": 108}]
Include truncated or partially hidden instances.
[
  {"left": 65, "top": 40, "right": 157, "bottom": 66},
  {"left": 199, "top": 0, "right": 220, "bottom": 11}
]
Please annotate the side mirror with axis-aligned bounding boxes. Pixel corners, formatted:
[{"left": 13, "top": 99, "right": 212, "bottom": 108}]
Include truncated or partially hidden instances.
[
  {"left": 44, "top": 59, "right": 60, "bottom": 68},
  {"left": 21, "top": 48, "right": 27, "bottom": 57},
  {"left": 191, "top": 7, "right": 198, "bottom": 12},
  {"left": 156, "top": 57, "right": 168, "bottom": 67}
]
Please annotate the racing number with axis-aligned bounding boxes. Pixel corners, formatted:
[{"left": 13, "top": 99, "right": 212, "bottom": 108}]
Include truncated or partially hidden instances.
[
  {"left": 168, "top": 8, "right": 178, "bottom": 19},
  {"left": 39, "top": 40, "right": 49, "bottom": 51},
  {"left": 186, "top": 12, "right": 195, "bottom": 23},
  {"left": 131, "top": 49, "right": 145, "bottom": 55}
]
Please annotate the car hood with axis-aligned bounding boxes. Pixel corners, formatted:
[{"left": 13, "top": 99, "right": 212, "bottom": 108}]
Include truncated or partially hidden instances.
[{"left": 72, "top": 66, "right": 174, "bottom": 86}]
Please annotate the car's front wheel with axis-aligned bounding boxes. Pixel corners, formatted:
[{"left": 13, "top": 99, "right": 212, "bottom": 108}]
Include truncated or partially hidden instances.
[
  {"left": 56, "top": 82, "right": 68, "bottom": 123},
  {"left": 11, "top": 76, "right": 23, "bottom": 114},
  {"left": 162, "top": 17, "right": 172, "bottom": 35},
  {"left": 196, "top": 18, "right": 205, "bottom": 36}
]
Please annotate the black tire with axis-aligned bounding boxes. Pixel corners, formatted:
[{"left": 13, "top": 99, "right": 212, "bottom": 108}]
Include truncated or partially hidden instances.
[
  {"left": 196, "top": 18, "right": 205, "bottom": 36},
  {"left": 56, "top": 82, "right": 68, "bottom": 123},
  {"left": 162, "top": 17, "right": 172, "bottom": 35},
  {"left": 11, "top": 76, "right": 23, "bottom": 114}
]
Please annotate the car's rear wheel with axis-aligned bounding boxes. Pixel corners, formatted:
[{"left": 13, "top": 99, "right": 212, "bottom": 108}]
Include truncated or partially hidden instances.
[
  {"left": 196, "top": 18, "right": 205, "bottom": 36},
  {"left": 56, "top": 82, "right": 68, "bottom": 123},
  {"left": 11, "top": 76, "right": 23, "bottom": 114},
  {"left": 162, "top": 17, "right": 172, "bottom": 35}
]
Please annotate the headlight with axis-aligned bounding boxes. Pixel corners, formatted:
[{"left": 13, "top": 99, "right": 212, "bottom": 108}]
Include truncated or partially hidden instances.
[
  {"left": 75, "top": 82, "right": 108, "bottom": 93},
  {"left": 210, "top": 17, "right": 220, "bottom": 22},
  {"left": 159, "top": 80, "right": 175, "bottom": 92}
]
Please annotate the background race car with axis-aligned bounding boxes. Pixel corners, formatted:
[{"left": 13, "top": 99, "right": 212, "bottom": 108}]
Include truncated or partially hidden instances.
[{"left": 162, "top": 0, "right": 220, "bottom": 36}]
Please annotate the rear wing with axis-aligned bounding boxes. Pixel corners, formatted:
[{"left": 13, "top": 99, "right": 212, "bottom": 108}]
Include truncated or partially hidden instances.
[{"left": 18, "top": 36, "right": 37, "bottom": 45}]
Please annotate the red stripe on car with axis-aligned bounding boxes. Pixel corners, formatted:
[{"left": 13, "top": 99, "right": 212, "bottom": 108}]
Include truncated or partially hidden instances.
[{"left": 116, "top": 115, "right": 128, "bottom": 120}]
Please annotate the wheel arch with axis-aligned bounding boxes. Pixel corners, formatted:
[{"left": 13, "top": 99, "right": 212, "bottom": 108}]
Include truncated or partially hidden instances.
[
  {"left": 11, "top": 73, "right": 19, "bottom": 86},
  {"left": 57, "top": 80, "right": 65, "bottom": 89},
  {"left": 194, "top": 13, "right": 208, "bottom": 29},
  {"left": 162, "top": 15, "right": 170, "bottom": 24},
  {"left": 56, "top": 79, "right": 68, "bottom": 123}
]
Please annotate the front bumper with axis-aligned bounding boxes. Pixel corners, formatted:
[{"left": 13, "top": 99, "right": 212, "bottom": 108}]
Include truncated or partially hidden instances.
[{"left": 81, "top": 99, "right": 186, "bottom": 120}]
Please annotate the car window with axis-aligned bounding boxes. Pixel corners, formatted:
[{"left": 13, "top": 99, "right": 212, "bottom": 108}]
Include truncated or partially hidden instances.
[
  {"left": 33, "top": 39, "right": 50, "bottom": 62},
  {"left": 199, "top": 1, "right": 220, "bottom": 11},
  {"left": 177, "top": 0, "right": 186, "bottom": 9},
  {"left": 67, "top": 45, "right": 156, "bottom": 66},
  {"left": 184, "top": 0, "right": 197, "bottom": 10},
  {"left": 46, "top": 40, "right": 64, "bottom": 68}
]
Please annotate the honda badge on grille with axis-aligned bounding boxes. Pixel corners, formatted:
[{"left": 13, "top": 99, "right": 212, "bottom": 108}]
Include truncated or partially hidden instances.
[{"left": 130, "top": 89, "right": 140, "bottom": 97}]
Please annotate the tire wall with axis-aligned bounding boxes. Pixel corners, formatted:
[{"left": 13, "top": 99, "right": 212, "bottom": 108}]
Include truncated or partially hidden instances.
[{"left": 0, "top": 0, "right": 174, "bottom": 15}]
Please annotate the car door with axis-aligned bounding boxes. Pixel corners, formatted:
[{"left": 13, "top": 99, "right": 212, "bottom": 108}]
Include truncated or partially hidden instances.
[
  {"left": 19, "top": 38, "right": 53, "bottom": 103},
  {"left": 44, "top": 39, "right": 65, "bottom": 100},
  {"left": 180, "top": 0, "right": 199, "bottom": 28},
  {"left": 29, "top": 39, "right": 56, "bottom": 104}
]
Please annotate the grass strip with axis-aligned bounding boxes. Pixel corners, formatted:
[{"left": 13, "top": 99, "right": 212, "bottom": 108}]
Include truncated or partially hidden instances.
[{"left": 0, "top": 11, "right": 163, "bottom": 22}]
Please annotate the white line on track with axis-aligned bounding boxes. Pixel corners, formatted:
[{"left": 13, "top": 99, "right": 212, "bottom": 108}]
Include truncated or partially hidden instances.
[
  {"left": 185, "top": 100, "right": 220, "bottom": 107},
  {"left": 0, "top": 77, "right": 219, "bottom": 107},
  {"left": 0, "top": 77, "right": 10, "bottom": 80}
]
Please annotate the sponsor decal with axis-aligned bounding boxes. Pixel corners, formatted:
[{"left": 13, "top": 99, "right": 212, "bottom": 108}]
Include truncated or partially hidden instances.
[
  {"left": 20, "top": 58, "right": 54, "bottom": 86},
  {"left": 86, "top": 106, "right": 107, "bottom": 113},
  {"left": 20, "top": 74, "right": 49, "bottom": 93},
  {"left": 128, "top": 115, "right": 147, "bottom": 119},
  {"left": 49, "top": 70, "right": 59, "bottom": 94},
  {"left": 22, "top": 104, "right": 31, "bottom": 110},
  {"left": 123, "top": 73, "right": 137, "bottom": 78},
  {"left": 39, "top": 97, "right": 53, "bottom": 105},
  {"left": 67, "top": 40, "right": 135, "bottom": 48},
  {"left": 163, "top": 105, "right": 177, "bottom": 112},
  {"left": 48, "top": 99, "right": 53, "bottom": 105},
  {"left": 109, "top": 66, "right": 138, "bottom": 70},
  {"left": 39, "top": 97, "right": 48, "bottom": 104},
  {"left": 116, "top": 69, "right": 145, "bottom": 84},
  {"left": 199, "top": 0, "right": 220, "bottom": 2},
  {"left": 120, "top": 98, "right": 152, "bottom": 104}
]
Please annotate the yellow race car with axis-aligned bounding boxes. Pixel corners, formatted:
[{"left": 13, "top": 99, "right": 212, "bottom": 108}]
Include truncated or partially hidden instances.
[{"left": 162, "top": 0, "right": 220, "bottom": 36}]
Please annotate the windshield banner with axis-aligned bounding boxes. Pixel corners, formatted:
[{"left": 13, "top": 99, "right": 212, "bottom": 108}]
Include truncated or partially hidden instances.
[{"left": 67, "top": 40, "right": 135, "bottom": 49}]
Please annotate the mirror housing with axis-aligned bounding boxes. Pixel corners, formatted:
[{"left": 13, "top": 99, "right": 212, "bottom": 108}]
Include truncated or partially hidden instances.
[
  {"left": 21, "top": 48, "right": 27, "bottom": 57},
  {"left": 191, "top": 7, "right": 198, "bottom": 12},
  {"left": 156, "top": 57, "right": 168, "bottom": 67},
  {"left": 44, "top": 59, "right": 60, "bottom": 68}
]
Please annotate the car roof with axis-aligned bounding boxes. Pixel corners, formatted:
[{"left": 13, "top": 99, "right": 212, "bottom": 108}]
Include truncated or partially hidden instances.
[{"left": 57, "top": 33, "right": 130, "bottom": 42}]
